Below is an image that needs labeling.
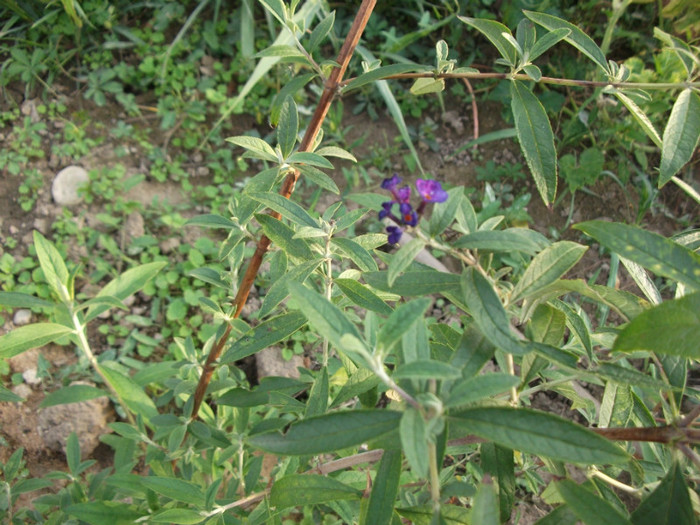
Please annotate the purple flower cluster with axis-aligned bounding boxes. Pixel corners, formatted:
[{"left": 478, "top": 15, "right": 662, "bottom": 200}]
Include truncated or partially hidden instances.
[{"left": 378, "top": 174, "right": 448, "bottom": 244}]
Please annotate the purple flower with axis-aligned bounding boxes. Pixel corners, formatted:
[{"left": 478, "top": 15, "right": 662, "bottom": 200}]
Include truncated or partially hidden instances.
[
  {"left": 399, "top": 204, "right": 418, "bottom": 226},
  {"left": 381, "top": 174, "right": 402, "bottom": 190},
  {"left": 386, "top": 226, "right": 403, "bottom": 244},
  {"left": 395, "top": 185, "right": 411, "bottom": 203},
  {"left": 416, "top": 179, "right": 448, "bottom": 203},
  {"left": 378, "top": 201, "right": 394, "bottom": 220}
]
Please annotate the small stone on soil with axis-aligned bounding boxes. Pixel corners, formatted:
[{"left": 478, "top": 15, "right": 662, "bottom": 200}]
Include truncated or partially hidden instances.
[
  {"left": 13, "top": 309, "right": 32, "bottom": 326},
  {"left": 256, "top": 346, "right": 303, "bottom": 380},
  {"left": 51, "top": 165, "right": 89, "bottom": 206}
]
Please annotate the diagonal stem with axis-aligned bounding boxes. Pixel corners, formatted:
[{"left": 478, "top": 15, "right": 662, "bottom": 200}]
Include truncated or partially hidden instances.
[{"left": 190, "top": 0, "right": 378, "bottom": 420}]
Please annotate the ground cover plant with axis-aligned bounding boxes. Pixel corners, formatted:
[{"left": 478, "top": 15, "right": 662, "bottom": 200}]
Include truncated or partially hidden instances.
[{"left": 0, "top": 0, "right": 699, "bottom": 523}]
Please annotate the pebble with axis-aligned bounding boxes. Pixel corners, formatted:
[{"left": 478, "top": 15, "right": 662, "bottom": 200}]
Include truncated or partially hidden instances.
[
  {"left": 159, "top": 237, "right": 180, "bottom": 253},
  {"left": 12, "top": 383, "right": 32, "bottom": 399},
  {"left": 13, "top": 309, "right": 32, "bottom": 326},
  {"left": 33, "top": 218, "right": 48, "bottom": 234},
  {"left": 51, "top": 166, "right": 89, "bottom": 206},
  {"left": 255, "top": 346, "right": 303, "bottom": 380},
  {"left": 22, "top": 368, "right": 40, "bottom": 385},
  {"left": 124, "top": 211, "right": 145, "bottom": 241},
  {"left": 37, "top": 381, "right": 113, "bottom": 459}
]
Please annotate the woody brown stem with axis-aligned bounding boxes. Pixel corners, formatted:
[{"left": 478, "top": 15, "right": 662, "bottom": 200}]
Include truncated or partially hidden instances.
[{"left": 190, "top": 0, "right": 378, "bottom": 420}]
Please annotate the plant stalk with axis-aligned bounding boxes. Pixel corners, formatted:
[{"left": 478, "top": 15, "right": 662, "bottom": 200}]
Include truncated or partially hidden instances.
[{"left": 190, "top": 0, "right": 378, "bottom": 419}]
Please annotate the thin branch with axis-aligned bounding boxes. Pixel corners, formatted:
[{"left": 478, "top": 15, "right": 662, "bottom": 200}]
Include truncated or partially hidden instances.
[
  {"left": 190, "top": 0, "right": 378, "bottom": 419},
  {"left": 341, "top": 71, "right": 700, "bottom": 91}
]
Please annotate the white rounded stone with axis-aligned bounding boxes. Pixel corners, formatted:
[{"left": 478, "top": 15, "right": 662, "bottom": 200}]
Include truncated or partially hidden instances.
[{"left": 51, "top": 166, "right": 89, "bottom": 206}]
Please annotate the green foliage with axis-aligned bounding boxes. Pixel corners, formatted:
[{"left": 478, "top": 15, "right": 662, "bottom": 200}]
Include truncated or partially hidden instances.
[{"left": 1, "top": 1, "right": 699, "bottom": 524}]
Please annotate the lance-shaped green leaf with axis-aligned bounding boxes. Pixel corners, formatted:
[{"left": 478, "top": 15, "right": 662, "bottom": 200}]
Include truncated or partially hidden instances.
[
  {"left": 450, "top": 407, "right": 629, "bottom": 464},
  {"left": 653, "top": 28, "right": 696, "bottom": 77},
  {"left": 225, "top": 135, "right": 277, "bottom": 162},
  {"left": 461, "top": 268, "right": 528, "bottom": 356},
  {"left": 295, "top": 163, "right": 340, "bottom": 194},
  {"left": 452, "top": 228, "right": 550, "bottom": 255},
  {"left": 594, "top": 362, "right": 672, "bottom": 392},
  {"left": 400, "top": 408, "right": 429, "bottom": 478},
  {"left": 305, "top": 367, "right": 328, "bottom": 418},
  {"left": 184, "top": 213, "right": 237, "bottom": 229},
  {"left": 613, "top": 292, "right": 700, "bottom": 358},
  {"left": 471, "top": 479, "right": 500, "bottom": 525},
  {"left": 365, "top": 270, "right": 460, "bottom": 296},
  {"left": 271, "top": 474, "right": 361, "bottom": 509},
  {"left": 217, "top": 377, "right": 306, "bottom": 407},
  {"left": 287, "top": 151, "right": 334, "bottom": 169},
  {"left": 149, "top": 508, "right": 205, "bottom": 524},
  {"left": 344, "top": 63, "right": 426, "bottom": 92},
  {"left": 40, "top": 385, "right": 107, "bottom": 408},
  {"left": 410, "top": 77, "right": 445, "bottom": 95},
  {"left": 0, "top": 292, "right": 53, "bottom": 309},
  {"left": 0, "top": 386, "right": 23, "bottom": 402},
  {"left": 332, "top": 237, "right": 377, "bottom": 272},
  {"left": 510, "top": 80, "right": 557, "bottom": 205},
  {"left": 249, "top": 192, "right": 318, "bottom": 228},
  {"left": 256, "top": 214, "right": 313, "bottom": 261},
  {"left": 599, "top": 381, "right": 633, "bottom": 428},
  {"left": 529, "top": 28, "right": 571, "bottom": 61},
  {"left": 377, "top": 298, "right": 431, "bottom": 358},
  {"left": 459, "top": 17, "right": 518, "bottom": 66},
  {"left": 221, "top": 311, "right": 307, "bottom": 363},
  {"left": 481, "top": 443, "right": 515, "bottom": 523},
  {"left": 0, "top": 323, "right": 73, "bottom": 359},
  {"left": 33, "top": 231, "right": 70, "bottom": 302},
  {"left": 335, "top": 278, "right": 393, "bottom": 315},
  {"left": 315, "top": 145, "right": 357, "bottom": 163},
  {"left": 393, "top": 359, "right": 462, "bottom": 381},
  {"left": 87, "top": 261, "right": 167, "bottom": 321},
  {"left": 556, "top": 480, "right": 632, "bottom": 525},
  {"left": 306, "top": 10, "right": 335, "bottom": 53},
  {"left": 511, "top": 241, "right": 587, "bottom": 302},
  {"left": 270, "top": 74, "right": 316, "bottom": 126},
  {"left": 259, "top": 260, "right": 322, "bottom": 318},
  {"left": 630, "top": 461, "right": 695, "bottom": 525},
  {"left": 140, "top": 476, "right": 205, "bottom": 507},
  {"left": 524, "top": 11, "right": 609, "bottom": 73},
  {"left": 574, "top": 220, "right": 700, "bottom": 291},
  {"left": 254, "top": 44, "right": 306, "bottom": 59},
  {"left": 331, "top": 208, "right": 369, "bottom": 232},
  {"left": 361, "top": 449, "right": 401, "bottom": 525},
  {"left": 288, "top": 282, "right": 371, "bottom": 365},
  {"left": 247, "top": 409, "right": 401, "bottom": 454},
  {"left": 388, "top": 238, "right": 425, "bottom": 287},
  {"left": 445, "top": 374, "right": 520, "bottom": 409},
  {"left": 659, "top": 89, "right": 700, "bottom": 186},
  {"left": 277, "top": 96, "right": 298, "bottom": 158},
  {"left": 613, "top": 91, "right": 662, "bottom": 148},
  {"left": 65, "top": 501, "right": 141, "bottom": 525},
  {"left": 98, "top": 363, "right": 158, "bottom": 422},
  {"left": 397, "top": 505, "right": 471, "bottom": 525},
  {"left": 551, "top": 300, "right": 593, "bottom": 360}
]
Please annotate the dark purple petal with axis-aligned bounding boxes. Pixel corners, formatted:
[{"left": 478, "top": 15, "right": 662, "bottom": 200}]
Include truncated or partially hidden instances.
[
  {"left": 381, "top": 174, "right": 402, "bottom": 190},
  {"left": 403, "top": 210, "right": 418, "bottom": 226},
  {"left": 416, "top": 179, "right": 448, "bottom": 203},
  {"left": 399, "top": 202, "right": 412, "bottom": 215},
  {"left": 386, "top": 226, "right": 403, "bottom": 244}
]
